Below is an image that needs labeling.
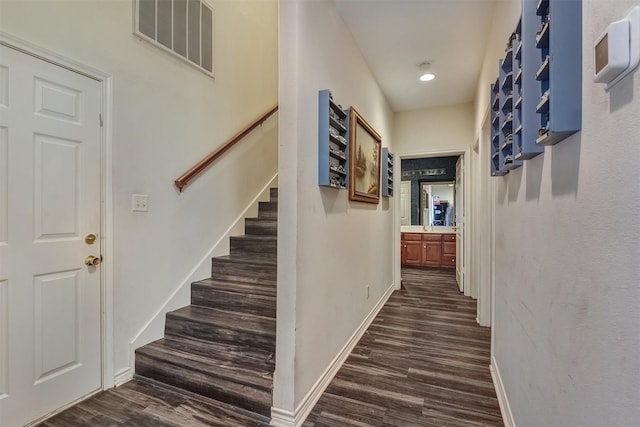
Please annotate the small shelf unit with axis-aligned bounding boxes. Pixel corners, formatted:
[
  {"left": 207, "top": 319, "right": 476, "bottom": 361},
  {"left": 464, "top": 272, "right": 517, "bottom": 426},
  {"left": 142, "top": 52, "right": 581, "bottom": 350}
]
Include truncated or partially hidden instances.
[
  {"left": 318, "top": 89, "right": 349, "bottom": 189},
  {"left": 490, "top": 78, "right": 507, "bottom": 176},
  {"left": 533, "top": 0, "right": 582, "bottom": 146},
  {"left": 513, "top": 6, "right": 545, "bottom": 160},
  {"left": 499, "top": 38, "right": 522, "bottom": 172},
  {"left": 381, "top": 148, "right": 394, "bottom": 197}
]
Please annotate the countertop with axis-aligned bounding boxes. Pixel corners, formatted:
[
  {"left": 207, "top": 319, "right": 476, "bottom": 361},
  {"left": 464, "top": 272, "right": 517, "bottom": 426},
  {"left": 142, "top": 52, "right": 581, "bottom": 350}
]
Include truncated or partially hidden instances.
[{"left": 401, "top": 226, "right": 457, "bottom": 234}]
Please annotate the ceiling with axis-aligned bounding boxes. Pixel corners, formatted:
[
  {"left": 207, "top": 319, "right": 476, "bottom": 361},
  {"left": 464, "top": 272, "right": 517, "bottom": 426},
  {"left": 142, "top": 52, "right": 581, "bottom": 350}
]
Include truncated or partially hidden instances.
[{"left": 334, "top": 0, "right": 497, "bottom": 112}]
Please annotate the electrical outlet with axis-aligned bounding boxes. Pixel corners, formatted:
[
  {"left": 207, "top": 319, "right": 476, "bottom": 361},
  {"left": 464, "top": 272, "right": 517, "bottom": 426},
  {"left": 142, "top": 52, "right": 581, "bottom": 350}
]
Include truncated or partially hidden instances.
[{"left": 132, "top": 194, "right": 149, "bottom": 212}]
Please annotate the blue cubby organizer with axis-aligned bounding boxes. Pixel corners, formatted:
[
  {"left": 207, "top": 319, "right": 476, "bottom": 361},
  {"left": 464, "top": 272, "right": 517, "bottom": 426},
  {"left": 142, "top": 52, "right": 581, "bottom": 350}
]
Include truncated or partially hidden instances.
[
  {"left": 490, "top": 0, "right": 582, "bottom": 176},
  {"left": 514, "top": 14, "right": 544, "bottom": 160},
  {"left": 318, "top": 89, "right": 349, "bottom": 189},
  {"left": 381, "top": 148, "right": 393, "bottom": 197},
  {"left": 533, "top": 0, "right": 582, "bottom": 146},
  {"left": 499, "top": 42, "right": 522, "bottom": 171},
  {"left": 490, "top": 79, "right": 507, "bottom": 176}
]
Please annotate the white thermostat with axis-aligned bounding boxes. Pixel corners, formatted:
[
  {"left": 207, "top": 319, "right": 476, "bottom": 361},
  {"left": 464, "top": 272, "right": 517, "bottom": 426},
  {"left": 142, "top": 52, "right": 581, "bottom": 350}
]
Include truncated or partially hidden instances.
[{"left": 594, "top": 6, "right": 640, "bottom": 90}]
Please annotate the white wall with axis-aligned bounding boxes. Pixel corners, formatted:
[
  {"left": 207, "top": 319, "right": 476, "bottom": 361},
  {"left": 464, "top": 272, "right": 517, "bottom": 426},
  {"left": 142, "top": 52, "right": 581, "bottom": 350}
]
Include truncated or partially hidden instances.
[
  {"left": 393, "top": 102, "right": 474, "bottom": 154},
  {"left": 476, "top": 0, "right": 640, "bottom": 424},
  {"left": 276, "top": 0, "right": 395, "bottom": 416},
  {"left": 0, "top": 0, "right": 278, "bottom": 378}
]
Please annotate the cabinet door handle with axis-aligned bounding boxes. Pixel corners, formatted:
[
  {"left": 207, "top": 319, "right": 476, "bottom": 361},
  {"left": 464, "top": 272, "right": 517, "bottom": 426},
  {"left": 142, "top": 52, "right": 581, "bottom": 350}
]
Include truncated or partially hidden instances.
[{"left": 423, "top": 245, "right": 426, "bottom": 249}]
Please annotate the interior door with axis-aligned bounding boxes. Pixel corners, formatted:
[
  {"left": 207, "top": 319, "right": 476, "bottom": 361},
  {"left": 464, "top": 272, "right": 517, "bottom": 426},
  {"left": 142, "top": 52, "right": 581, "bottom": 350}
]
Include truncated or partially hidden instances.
[
  {"left": 0, "top": 44, "right": 102, "bottom": 427},
  {"left": 455, "top": 156, "right": 464, "bottom": 291},
  {"left": 400, "top": 181, "right": 410, "bottom": 225}
]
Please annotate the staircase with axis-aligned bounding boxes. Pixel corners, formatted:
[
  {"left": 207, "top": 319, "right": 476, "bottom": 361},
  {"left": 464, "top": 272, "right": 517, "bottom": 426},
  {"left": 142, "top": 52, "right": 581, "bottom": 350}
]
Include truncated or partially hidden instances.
[{"left": 135, "top": 188, "right": 278, "bottom": 422}]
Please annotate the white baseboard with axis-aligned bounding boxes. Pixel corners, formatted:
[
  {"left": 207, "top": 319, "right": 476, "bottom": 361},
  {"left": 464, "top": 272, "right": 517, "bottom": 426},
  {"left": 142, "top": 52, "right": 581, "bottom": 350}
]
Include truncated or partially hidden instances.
[
  {"left": 113, "top": 367, "right": 133, "bottom": 387},
  {"left": 270, "top": 407, "right": 295, "bottom": 427},
  {"left": 270, "top": 283, "right": 396, "bottom": 427},
  {"left": 490, "top": 356, "right": 515, "bottom": 427},
  {"left": 127, "top": 173, "right": 278, "bottom": 371}
]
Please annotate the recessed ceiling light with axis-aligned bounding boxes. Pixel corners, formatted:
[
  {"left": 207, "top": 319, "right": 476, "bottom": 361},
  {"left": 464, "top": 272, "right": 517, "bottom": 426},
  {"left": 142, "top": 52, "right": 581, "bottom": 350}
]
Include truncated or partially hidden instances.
[{"left": 418, "top": 61, "right": 435, "bottom": 82}]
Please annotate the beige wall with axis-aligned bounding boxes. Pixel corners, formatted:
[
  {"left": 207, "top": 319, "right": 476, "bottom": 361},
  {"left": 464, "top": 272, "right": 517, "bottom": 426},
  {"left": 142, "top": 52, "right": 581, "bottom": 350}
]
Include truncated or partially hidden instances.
[
  {"left": 475, "top": 0, "right": 640, "bottom": 424},
  {"left": 276, "top": 0, "right": 395, "bottom": 416},
  {"left": 0, "top": 0, "right": 279, "bottom": 379},
  {"left": 393, "top": 102, "right": 475, "bottom": 155}
]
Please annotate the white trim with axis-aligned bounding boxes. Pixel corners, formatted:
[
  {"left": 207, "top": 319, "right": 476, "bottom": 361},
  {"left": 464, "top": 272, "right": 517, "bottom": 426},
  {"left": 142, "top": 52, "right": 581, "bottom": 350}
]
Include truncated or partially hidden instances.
[
  {"left": 113, "top": 368, "right": 133, "bottom": 387},
  {"left": 477, "top": 110, "right": 492, "bottom": 328},
  {"left": 129, "top": 173, "right": 278, "bottom": 366},
  {"left": 0, "top": 31, "right": 115, "bottom": 390},
  {"left": 392, "top": 153, "right": 401, "bottom": 289},
  {"left": 271, "top": 283, "right": 396, "bottom": 427},
  {"left": 490, "top": 356, "right": 515, "bottom": 427},
  {"left": 270, "top": 407, "right": 295, "bottom": 427}
]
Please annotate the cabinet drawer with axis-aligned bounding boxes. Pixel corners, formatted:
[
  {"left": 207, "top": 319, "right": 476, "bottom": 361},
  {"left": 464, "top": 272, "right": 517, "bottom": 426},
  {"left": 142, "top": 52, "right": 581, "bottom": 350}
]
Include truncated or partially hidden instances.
[
  {"left": 443, "top": 242, "right": 456, "bottom": 255},
  {"left": 403, "top": 233, "right": 423, "bottom": 241},
  {"left": 422, "top": 233, "right": 442, "bottom": 241},
  {"left": 443, "top": 234, "right": 456, "bottom": 242},
  {"left": 441, "top": 255, "right": 456, "bottom": 267}
]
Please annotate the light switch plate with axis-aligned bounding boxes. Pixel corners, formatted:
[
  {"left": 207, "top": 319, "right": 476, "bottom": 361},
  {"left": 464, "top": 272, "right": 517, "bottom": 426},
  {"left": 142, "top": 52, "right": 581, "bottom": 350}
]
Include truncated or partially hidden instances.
[{"left": 132, "top": 194, "right": 149, "bottom": 212}]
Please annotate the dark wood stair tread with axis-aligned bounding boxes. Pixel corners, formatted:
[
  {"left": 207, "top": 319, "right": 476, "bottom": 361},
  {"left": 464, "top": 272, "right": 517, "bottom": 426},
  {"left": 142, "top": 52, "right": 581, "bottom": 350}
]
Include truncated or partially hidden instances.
[
  {"left": 156, "top": 335, "right": 275, "bottom": 371},
  {"left": 213, "top": 254, "right": 277, "bottom": 266},
  {"left": 131, "top": 377, "right": 271, "bottom": 426},
  {"left": 167, "top": 306, "right": 276, "bottom": 337},
  {"left": 193, "top": 278, "right": 276, "bottom": 297},
  {"left": 136, "top": 339, "right": 273, "bottom": 390},
  {"left": 230, "top": 234, "right": 277, "bottom": 241}
]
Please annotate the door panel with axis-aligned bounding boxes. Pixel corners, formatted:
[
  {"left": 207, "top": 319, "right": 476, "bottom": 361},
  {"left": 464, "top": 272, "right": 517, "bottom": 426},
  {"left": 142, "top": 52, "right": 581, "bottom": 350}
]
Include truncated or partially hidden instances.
[
  {"left": 400, "top": 181, "right": 410, "bottom": 225},
  {"left": 0, "top": 44, "right": 102, "bottom": 427},
  {"left": 455, "top": 156, "right": 464, "bottom": 291}
]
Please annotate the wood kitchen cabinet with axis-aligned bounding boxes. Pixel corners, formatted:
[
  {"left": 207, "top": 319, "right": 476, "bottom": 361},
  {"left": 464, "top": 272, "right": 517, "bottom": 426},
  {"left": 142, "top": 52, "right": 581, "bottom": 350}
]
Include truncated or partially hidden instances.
[{"left": 401, "top": 232, "right": 456, "bottom": 268}]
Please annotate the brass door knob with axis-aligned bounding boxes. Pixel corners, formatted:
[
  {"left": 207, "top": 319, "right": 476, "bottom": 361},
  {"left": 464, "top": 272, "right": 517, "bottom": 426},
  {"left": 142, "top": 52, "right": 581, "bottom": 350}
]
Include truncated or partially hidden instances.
[
  {"left": 85, "top": 255, "right": 102, "bottom": 267},
  {"left": 85, "top": 233, "right": 97, "bottom": 244}
]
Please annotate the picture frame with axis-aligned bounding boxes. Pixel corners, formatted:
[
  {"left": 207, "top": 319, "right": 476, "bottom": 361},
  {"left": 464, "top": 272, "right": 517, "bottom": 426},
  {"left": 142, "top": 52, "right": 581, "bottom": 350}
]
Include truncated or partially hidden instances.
[{"left": 348, "top": 107, "right": 382, "bottom": 204}]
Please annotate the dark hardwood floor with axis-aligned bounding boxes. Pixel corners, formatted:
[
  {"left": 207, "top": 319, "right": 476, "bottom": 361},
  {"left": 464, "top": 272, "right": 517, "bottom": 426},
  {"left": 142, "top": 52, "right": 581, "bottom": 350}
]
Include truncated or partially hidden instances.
[
  {"left": 38, "top": 377, "right": 270, "bottom": 427},
  {"left": 38, "top": 267, "right": 502, "bottom": 427},
  {"left": 303, "top": 268, "right": 504, "bottom": 427}
]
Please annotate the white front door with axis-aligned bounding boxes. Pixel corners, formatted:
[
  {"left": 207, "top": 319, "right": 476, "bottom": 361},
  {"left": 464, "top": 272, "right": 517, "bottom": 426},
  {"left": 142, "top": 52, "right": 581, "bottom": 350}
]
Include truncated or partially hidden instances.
[
  {"left": 455, "top": 156, "right": 464, "bottom": 292},
  {"left": 0, "top": 44, "right": 102, "bottom": 427},
  {"left": 400, "top": 181, "right": 410, "bottom": 226}
]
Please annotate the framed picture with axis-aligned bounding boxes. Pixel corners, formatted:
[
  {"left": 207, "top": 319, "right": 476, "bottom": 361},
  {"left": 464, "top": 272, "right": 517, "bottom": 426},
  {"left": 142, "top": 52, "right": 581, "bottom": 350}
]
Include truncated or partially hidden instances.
[{"left": 348, "top": 107, "right": 382, "bottom": 204}]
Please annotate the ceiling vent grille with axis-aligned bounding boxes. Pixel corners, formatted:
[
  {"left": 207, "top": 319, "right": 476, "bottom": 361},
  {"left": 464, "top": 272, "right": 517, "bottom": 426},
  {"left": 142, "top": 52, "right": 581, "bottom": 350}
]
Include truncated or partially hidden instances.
[{"left": 134, "top": 0, "right": 214, "bottom": 76}]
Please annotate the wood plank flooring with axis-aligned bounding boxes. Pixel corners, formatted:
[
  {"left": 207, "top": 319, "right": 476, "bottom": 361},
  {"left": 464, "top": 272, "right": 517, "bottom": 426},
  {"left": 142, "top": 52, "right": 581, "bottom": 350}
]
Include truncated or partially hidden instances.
[
  {"left": 38, "top": 377, "right": 270, "bottom": 427},
  {"left": 303, "top": 268, "right": 504, "bottom": 427},
  {"left": 38, "top": 267, "right": 501, "bottom": 427}
]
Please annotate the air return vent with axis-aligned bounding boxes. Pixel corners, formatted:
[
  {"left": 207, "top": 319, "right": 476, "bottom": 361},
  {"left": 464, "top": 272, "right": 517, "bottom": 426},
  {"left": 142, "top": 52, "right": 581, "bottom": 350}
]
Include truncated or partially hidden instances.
[{"left": 135, "top": 0, "right": 214, "bottom": 76}]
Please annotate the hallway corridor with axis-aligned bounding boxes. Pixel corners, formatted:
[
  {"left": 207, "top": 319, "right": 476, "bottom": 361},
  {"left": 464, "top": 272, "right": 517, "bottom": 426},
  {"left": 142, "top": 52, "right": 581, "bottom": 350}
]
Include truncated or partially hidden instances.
[{"left": 304, "top": 268, "right": 504, "bottom": 426}]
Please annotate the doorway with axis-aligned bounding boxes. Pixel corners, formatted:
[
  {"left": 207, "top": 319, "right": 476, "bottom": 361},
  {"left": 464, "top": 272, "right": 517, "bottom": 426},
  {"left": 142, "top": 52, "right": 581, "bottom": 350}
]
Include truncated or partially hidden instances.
[
  {"left": 397, "top": 152, "right": 467, "bottom": 291},
  {"left": 0, "top": 39, "right": 110, "bottom": 427}
]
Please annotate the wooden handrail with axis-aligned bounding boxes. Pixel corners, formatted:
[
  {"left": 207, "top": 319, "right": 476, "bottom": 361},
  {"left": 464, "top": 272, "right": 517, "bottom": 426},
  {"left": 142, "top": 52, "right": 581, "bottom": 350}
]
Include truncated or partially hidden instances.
[{"left": 175, "top": 105, "right": 279, "bottom": 192}]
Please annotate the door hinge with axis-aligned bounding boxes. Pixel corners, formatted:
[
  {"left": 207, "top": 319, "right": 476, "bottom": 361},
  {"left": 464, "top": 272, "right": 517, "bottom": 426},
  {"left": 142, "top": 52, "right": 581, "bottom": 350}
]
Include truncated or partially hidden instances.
[{"left": 99, "top": 113, "right": 103, "bottom": 127}]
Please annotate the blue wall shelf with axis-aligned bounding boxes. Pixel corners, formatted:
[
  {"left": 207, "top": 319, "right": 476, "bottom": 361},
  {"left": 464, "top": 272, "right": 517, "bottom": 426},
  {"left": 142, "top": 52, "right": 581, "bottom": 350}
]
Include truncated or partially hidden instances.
[
  {"left": 532, "top": 0, "right": 582, "bottom": 146},
  {"left": 490, "top": 78, "right": 508, "bottom": 176},
  {"left": 514, "top": 14, "right": 545, "bottom": 160},
  {"left": 381, "top": 148, "right": 394, "bottom": 197},
  {"left": 491, "top": 0, "right": 581, "bottom": 176},
  {"left": 318, "top": 89, "right": 349, "bottom": 189}
]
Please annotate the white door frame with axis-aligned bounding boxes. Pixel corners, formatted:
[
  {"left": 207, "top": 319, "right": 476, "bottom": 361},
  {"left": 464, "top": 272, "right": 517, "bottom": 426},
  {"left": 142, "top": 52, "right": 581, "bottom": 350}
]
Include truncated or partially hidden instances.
[
  {"left": 394, "top": 148, "right": 471, "bottom": 296},
  {"left": 0, "top": 32, "right": 115, "bottom": 390},
  {"left": 476, "top": 106, "right": 493, "bottom": 328}
]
